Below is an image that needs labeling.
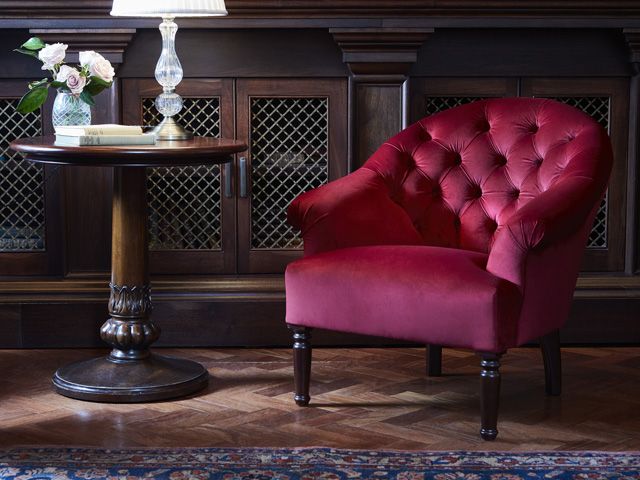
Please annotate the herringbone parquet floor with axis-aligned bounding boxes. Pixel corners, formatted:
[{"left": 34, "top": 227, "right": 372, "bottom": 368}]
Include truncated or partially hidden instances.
[{"left": 0, "top": 347, "right": 638, "bottom": 450}]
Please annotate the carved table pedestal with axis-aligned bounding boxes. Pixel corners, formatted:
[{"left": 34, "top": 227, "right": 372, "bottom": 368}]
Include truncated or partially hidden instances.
[{"left": 10, "top": 136, "right": 246, "bottom": 402}]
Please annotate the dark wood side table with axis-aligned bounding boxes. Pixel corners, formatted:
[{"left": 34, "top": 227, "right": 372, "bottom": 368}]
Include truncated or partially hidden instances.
[{"left": 10, "top": 136, "right": 247, "bottom": 402}]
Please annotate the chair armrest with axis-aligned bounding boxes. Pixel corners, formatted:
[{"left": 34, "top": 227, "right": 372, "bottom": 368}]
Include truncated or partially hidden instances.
[
  {"left": 486, "top": 176, "right": 601, "bottom": 288},
  {"left": 288, "top": 168, "right": 423, "bottom": 255}
]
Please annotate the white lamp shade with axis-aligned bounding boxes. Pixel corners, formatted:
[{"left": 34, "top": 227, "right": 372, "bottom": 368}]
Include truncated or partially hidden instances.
[{"left": 110, "top": 0, "right": 227, "bottom": 17}]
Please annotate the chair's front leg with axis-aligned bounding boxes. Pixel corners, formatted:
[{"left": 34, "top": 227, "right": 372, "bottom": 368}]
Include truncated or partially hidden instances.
[
  {"left": 427, "top": 344, "right": 442, "bottom": 377},
  {"left": 479, "top": 352, "right": 503, "bottom": 441},
  {"left": 289, "top": 325, "right": 312, "bottom": 406}
]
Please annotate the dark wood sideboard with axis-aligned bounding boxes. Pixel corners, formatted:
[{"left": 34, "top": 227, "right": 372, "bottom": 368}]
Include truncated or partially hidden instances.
[{"left": 0, "top": 1, "right": 639, "bottom": 348}]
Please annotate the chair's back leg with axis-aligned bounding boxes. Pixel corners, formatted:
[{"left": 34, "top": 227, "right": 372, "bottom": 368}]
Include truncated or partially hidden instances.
[
  {"left": 427, "top": 344, "right": 442, "bottom": 376},
  {"left": 289, "top": 325, "right": 312, "bottom": 406},
  {"left": 540, "top": 329, "right": 562, "bottom": 396},
  {"left": 479, "top": 352, "right": 503, "bottom": 441}
]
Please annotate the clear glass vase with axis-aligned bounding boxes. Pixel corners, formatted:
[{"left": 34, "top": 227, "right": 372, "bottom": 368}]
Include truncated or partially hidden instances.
[{"left": 52, "top": 89, "right": 91, "bottom": 127}]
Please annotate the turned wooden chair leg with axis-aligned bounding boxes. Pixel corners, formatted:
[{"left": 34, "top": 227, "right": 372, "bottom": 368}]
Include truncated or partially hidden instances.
[
  {"left": 540, "top": 329, "right": 562, "bottom": 396},
  {"left": 290, "top": 326, "right": 312, "bottom": 406},
  {"left": 427, "top": 344, "right": 442, "bottom": 377},
  {"left": 479, "top": 353, "right": 502, "bottom": 441}
]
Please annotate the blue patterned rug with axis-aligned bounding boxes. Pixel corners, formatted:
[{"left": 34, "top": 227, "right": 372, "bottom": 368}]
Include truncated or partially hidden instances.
[{"left": 0, "top": 447, "right": 638, "bottom": 479}]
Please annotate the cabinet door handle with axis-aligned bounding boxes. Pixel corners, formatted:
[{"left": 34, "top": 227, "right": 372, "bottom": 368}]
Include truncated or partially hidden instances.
[
  {"left": 239, "top": 156, "right": 248, "bottom": 198},
  {"left": 223, "top": 161, "right": 233, "bottom": 198}
]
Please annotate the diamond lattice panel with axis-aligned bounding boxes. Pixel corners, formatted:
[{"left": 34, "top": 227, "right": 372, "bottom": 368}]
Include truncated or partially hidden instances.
[
  {"left": 554, "top": 97, "right": 610, "bottom": 248},
  {"left": 143, "top": 97, "right": 222, "bottom": 250},
  {"left": 250, "top": 97, "right": 329, "bottom": 250},
  {"left": 0, "top": 99, "right": 45, "bottom": 252}
]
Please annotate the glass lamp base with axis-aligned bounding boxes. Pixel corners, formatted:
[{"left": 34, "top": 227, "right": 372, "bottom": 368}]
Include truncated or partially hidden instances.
[{"left": 151, "top": 116, "right": 194, "bottom": 141}]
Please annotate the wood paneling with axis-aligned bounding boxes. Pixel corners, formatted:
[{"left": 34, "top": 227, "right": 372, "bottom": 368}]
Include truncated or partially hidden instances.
[
  {"left": 0, "top": 305, "right": 21, "bottom": 348},
  {"left": 355, "top": 84, "right": 403, "bottom": 168}
]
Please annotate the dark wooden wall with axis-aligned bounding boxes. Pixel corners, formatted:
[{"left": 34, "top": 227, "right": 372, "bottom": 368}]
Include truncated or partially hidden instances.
[{"left": 0, "top": 2, "right": 639, "bottom": 347}]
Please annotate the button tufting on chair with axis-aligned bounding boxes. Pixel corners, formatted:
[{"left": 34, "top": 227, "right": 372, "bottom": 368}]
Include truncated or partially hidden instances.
[
  {"left": 419, "top": 130, "right": 432, "bottom": 142},
  {"left": 478, "top": 119, "right": 491, "bottom": 132},
  {"left": 284, "top": 97, "right": 613, "bottom": 442}
]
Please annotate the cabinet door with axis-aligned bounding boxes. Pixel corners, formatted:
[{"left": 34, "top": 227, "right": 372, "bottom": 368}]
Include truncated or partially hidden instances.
[
  {"left": 410, "top": 77, "right": 519, "bottom": 123},
  {"left": 521, "top": 78, "right": 629, "bottom": 272},
  {"left": 122, "top": 79, "right": 236, "bottom": 274},
  {"left": 236, "top": 79, "right": 348, "bottom": 273},
  {"left": 0, "top": 80, "right": 63, "bottom": 275}
]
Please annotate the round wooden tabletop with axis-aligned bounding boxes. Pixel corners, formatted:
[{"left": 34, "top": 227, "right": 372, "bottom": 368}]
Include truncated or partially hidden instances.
[{"left": 10, "top": 136, "right": 247, "bottom": 167}]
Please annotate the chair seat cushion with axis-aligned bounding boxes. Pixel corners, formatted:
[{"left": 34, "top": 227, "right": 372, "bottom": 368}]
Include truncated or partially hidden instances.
[{"left": 285, "top": 245, "right": 522, "bottom": 352}]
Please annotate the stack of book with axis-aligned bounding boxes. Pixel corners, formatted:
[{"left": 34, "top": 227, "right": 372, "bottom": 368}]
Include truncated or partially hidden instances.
[{"left": 54, "top": 124, "right": 156, "bottom": 146}]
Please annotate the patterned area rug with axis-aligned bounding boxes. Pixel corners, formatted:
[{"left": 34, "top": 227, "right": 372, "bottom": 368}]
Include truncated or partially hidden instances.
[{"left": 0, "top": 448, "right": 638, "bottom": 479}]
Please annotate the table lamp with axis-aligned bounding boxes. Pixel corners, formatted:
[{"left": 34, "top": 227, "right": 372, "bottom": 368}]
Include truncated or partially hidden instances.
[{"left": 110, "top": 0, "right": 227, "bottom": 140}]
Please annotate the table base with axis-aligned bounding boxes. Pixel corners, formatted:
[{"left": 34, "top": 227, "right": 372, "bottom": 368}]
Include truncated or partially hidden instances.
[{"left": 52, "top": 354, "right": 209, "bottom": 403}]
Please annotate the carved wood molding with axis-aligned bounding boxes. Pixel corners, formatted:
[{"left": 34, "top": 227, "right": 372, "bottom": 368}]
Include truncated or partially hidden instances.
[
  {"left": 27, "top": 29, "right": 136, "bottom": 64},
  {"left": 331, "top": 28, "right": 433, "bottom": 76},
  {"left": 3, "top": 1, "right": 640, "bottom": 18},
  {"left": 108, "top": 283, "right": 152, "bottom": 318}
]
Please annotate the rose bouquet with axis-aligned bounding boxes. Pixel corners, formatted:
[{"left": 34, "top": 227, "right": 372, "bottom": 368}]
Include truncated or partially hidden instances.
[{"left": 14, "top": 37, "right": 114, "bottom": 114}]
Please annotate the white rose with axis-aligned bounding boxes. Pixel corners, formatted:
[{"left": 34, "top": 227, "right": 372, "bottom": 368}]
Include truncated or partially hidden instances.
[
  {"left": 38, "top": 43, "right": 67, "bottom": 70},
  {"left": 55, "top": 65, "right": 75, "bottom": 82},
  {"left": 65, "top": 69, "right": 87, "bottom": 95},
  {"left": 79, "top": 50, "right": 102, "bottom": 69},
  {"left": 89, "top": 57, "right": 115, "bottom": 83}
]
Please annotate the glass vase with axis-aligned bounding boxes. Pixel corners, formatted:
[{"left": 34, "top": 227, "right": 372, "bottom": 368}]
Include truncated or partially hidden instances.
[{"left": 52, "top": 89, "right": 91, "bottom": 127}]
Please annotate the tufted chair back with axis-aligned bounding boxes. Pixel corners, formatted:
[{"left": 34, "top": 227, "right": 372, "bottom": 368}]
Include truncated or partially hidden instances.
[{"left": 363, "top": 98, "right": 612, "bottom": 254}]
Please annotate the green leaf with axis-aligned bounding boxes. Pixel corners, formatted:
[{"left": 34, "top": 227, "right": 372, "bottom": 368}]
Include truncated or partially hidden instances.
[
  {"left": 89, "top": 76, "right": 111, "bottom": 88},
  {"left": 49, "top": 80, "right": 66, "bottom": 89},
  {"left": 13, "top": 48, "right": 39, "bottom": 58},
  {"left": 16, "top": 87, "right": 48, "bottom": 114},
  {"left": 85, "top": 77, "right": 112, "bottom": 96},
  {"left": 28, "top": 78, "right": 49, "bottom": 90},
  {"left": 21, "top": 37, "right": 45, "bottom": 51},
  {"left": 79, "top": 90, "right": 96, "bottom": 107}
]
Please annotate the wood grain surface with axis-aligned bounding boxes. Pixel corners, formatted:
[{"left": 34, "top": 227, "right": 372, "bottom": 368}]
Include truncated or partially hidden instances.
[{"left": 0, "top": 346, "right": 638, "bottom": 450}]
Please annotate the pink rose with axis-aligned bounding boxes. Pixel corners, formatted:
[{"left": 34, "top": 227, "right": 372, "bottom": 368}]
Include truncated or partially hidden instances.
[
  {"left": 79, "top": 50, "right": 114, "bottom": 83},
  {"left": 65, "top": 69, "right": 86, "bottom": 95},
  {"left": 90, "top": 57, "right": 115, "bottom": 83},
  {"left": 55, "top": 65, "right": 75, "bottom": 82}
]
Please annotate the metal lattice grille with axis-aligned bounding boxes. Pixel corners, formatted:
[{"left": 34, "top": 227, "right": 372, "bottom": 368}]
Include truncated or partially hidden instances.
[
  {"left": 143, "top": 97, "right": 223, "bottom": 250},
  {"left": 554, "top": 97, "right": 610, "bottom": 132},
  {"left": 251, "top": 98, "right": 329, "bottom": 249},
  {"left": 553, "top": 97, "right": 610, "bottom": 248},
  {"left": 425, "top": 96, "right": 489, "bottom": 116},
  {"left": 0, "top": 99, "right": 45, "bottom": 252}
]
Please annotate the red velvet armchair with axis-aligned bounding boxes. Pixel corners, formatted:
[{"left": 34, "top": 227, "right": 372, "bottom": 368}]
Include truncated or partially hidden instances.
[{"left": 284, "top": 98, "right": 613, "bottom": 440}]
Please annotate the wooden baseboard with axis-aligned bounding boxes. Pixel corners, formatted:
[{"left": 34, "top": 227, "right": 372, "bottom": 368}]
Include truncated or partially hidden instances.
[{"left": 0, "top": 274, "right": 638, "bottom": 348}]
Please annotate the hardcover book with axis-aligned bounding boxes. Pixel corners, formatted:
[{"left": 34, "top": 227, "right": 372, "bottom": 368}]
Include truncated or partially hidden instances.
[
  {"left": 54, "top": 134, "right": 156, "bottom": 146},
  {"left": 54, "top": 124, "right": 144, "bottom": 136}
]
